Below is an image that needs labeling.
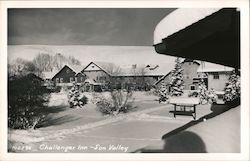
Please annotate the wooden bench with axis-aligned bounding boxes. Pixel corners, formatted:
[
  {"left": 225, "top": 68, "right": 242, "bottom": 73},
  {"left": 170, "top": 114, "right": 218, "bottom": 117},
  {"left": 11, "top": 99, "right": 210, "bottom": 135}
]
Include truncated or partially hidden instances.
[{"left": 169, "top": 97, "right": 200, "bottom": 120}]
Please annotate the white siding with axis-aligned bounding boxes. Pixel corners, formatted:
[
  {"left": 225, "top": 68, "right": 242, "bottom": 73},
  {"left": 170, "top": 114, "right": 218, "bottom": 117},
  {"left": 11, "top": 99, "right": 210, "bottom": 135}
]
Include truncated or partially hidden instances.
[
  {"left": 84, "top": 63, "right": 102, "bottom": 71},
  {"left": 207, "top": 72, "right": 229, "bottom": 91}
]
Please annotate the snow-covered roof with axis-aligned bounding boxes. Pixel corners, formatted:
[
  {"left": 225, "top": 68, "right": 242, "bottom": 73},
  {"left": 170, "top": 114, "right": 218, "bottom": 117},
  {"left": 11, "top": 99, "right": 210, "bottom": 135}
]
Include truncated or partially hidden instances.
[
  {"left": 185, "top": 106, "right": 240, "bottom": 152},
  {"left": 93, "top": 61, "right": 117, "bottom": 74},
  {"left": 137, "top": 106, "right": 240, "bottom": 153},
  {"left": 48, "top": 64, "right": 84, "bottom": 80},
  {"left": 67, "top": 64, "right": 84, "bottom": 74},
  {"left": 145, "top": 67, "right": 171, "bottom": 76},
  {"left": 154, "top": 8, "right": 221, "bottom": 44},
  {"left": 42, "top": 71, "right": 58, "bottom": 79},
  {"left": 197, "top": 62, "right": 234, "bottom": 73},
  {"left": 115, "top": 64, "right": 173, "bottom": 77},
  {"left": 83, "top": 61, "right": 118, "bottom": 75}
]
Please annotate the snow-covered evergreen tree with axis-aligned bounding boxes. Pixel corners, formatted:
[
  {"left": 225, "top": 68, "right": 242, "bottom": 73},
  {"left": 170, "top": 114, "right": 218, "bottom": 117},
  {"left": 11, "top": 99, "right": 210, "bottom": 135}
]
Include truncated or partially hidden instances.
[
  {"left": 224, "top": 70, "right": 240, "bottom": 102},
  {"left": 169, "top": 58, "right": 185, "bottom": 96},
  {"left": 158, "top": 81, "right": 169, "bottom": 103},
  {"left": 198, "top": 79, "right": 208, "bottom": 104},
  {"left": 68, "top": 82, "right": 87, "bottom": 108},
  {"left": 198, "top": 79, "right": 217, "bottom": 104}
]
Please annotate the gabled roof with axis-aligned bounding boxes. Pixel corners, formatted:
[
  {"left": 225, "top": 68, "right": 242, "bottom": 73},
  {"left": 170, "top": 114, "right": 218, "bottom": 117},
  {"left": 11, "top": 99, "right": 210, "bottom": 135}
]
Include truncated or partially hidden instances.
[
  {"left": 51, "top": 64, "right": 84, "bottom": 80},
  {"left": 197, "top": 62, "right": 234, "bottom": 73},
  {"left": 51, "top": 65, "right": 73, "bottom": 80},
  {"left": 68, "top": 64, "right": 84, "bottom": 74},
  {"left": 82, "top": 61, "right": 118, "bottom": 75}
]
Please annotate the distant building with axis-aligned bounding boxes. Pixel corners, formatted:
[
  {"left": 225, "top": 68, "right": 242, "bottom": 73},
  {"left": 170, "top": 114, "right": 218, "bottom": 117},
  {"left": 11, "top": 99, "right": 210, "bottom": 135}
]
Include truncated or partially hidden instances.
[
  {"left": 81, "top": 61, "right": 113, "bottom": 84},
  {"left": 46, "top": 60, "right": 235, "bottom": 92},
  {"left": 51, "top": 65, "right": 85, "bottom": 86},
  {"left": 154, "top": 59, "right": 201, "bottom": 90},
  {"left": 154, "top": 59, "right": 235, "bottom": 92},
  {"left": 81, "top": 61, "right": 168, "bottom": 91},
  {"left": 115, "top": 64, "right": 167, "bottom": 90},
  {"left": 197, "top": 62, "right": 234, "bottom": 91}
]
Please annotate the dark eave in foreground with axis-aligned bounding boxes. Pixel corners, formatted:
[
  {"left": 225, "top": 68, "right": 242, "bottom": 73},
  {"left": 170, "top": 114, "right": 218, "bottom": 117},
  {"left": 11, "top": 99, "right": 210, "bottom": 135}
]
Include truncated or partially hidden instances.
[{"left": 154, "top": 8, "right": 240, "bottom": 69}]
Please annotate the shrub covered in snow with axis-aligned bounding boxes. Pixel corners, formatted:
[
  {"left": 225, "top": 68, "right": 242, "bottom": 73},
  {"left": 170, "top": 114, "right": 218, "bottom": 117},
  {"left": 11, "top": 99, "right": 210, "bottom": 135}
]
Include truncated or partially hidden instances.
[
  {"left": 68, "top": 82, "right": 88, "bottom": 108},
  {"left": 95, "top": 89, "right": 135, "bottom": 115},
  {"left": 224, "top": 70, "right": 240, "bottom": 103},
  {"left": 8, "top": 73, "right": 50, "bottom": 129},
  {"left": 197, "top": 79, "right": 217, "bottom": 104}
]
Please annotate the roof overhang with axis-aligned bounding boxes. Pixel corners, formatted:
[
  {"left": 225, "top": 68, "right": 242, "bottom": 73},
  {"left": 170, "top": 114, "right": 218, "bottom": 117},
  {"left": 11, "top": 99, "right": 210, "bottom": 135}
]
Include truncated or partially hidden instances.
[{"left": 154, "top": 8, "right": 240, "bottom": 69}]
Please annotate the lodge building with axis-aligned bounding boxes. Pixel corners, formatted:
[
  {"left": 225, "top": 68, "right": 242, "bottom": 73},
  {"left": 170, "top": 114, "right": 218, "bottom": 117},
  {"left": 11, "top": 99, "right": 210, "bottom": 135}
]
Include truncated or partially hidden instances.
[{"left": 43, "top": 59, "right": 235, "bottom": 92}]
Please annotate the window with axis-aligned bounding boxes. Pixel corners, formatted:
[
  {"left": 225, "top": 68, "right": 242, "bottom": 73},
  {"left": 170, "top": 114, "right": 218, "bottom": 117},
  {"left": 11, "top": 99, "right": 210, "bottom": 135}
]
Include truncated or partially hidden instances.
[
  {"left": 92, "top": 65, "right": 95, "bottom": 68},
  {"left": 190, "top": 85, "right": 195, "bottom": 90},
  {"left": 60, "top": 78, "right": 63, "bottom": 83},
  {"left": 75, "top": 77, "right": 78, "bottom": 82},
  {"left": 81, "top": 77, "right": 84, "bottom": 81},
  {"left": 66, "top": 69, "right": 70, "bottom": 73},
  {"left": 56, "top": 78, "right": 59, "bottom": 83},
  {"left": 213, "top": 72, "right": 219, "bottom": 79},
  {"left": 70, "top": 77, "right": 74, "bottom": 82}
]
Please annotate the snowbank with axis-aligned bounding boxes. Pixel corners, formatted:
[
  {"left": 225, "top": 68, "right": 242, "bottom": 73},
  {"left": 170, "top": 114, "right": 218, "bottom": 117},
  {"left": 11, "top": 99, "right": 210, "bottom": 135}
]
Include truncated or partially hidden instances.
[{"left": 8, "top": 129, "right": 45, "bottom": 144}]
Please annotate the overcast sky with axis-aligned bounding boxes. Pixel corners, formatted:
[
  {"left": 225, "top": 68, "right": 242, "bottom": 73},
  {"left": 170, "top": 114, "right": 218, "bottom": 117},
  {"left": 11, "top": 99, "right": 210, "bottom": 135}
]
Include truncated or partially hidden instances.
[{"left": 8, "top": 8, "right": 175, "bottom": 46}]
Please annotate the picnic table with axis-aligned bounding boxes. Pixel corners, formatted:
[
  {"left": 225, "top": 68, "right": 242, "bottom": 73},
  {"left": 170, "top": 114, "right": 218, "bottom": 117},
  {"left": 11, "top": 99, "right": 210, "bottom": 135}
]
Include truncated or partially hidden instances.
[{"left": 169, "top": 97, "right": 200, "bottom": 120}]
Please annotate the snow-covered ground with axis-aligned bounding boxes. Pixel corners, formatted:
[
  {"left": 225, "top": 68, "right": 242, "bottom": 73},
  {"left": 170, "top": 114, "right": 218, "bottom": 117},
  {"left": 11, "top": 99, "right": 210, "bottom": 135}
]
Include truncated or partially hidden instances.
[
  {"left": 8, "top": 91, "right": 214, "bottom": 153},
  {"left": 137, "top": 106, "right": 240, "bottom": 153}
]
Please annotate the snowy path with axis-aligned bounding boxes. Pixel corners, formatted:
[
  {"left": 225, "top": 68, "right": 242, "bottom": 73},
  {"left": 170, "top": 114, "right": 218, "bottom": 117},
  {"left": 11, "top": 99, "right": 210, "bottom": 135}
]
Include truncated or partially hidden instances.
[
  {"left": 8, "top": 92, "right": 212, "bottom": 153},
  {"left": 10, "top": 105, "right": 168, "bottom": 144},
  {"left": 8, "top": 104, "right": 192, "bottom": 153}
]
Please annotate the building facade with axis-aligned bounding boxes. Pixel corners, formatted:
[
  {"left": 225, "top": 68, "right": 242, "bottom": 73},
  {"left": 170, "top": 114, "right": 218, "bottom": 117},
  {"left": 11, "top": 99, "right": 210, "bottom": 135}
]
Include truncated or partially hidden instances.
[
  {"left": 182, "top": 59, "right": 200, "bottom": 90},
  {"left": 197, "top": 62, "right": 234, "bottom": 91},
  {"left": 51, "top": 65, "right": 85, "bottom": 86},
  {"left": 154, "top": 59, "right": 234, "bottom": 92},
  {"left": 81, "top": 62, "right": 111, "bottom": 84}
]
